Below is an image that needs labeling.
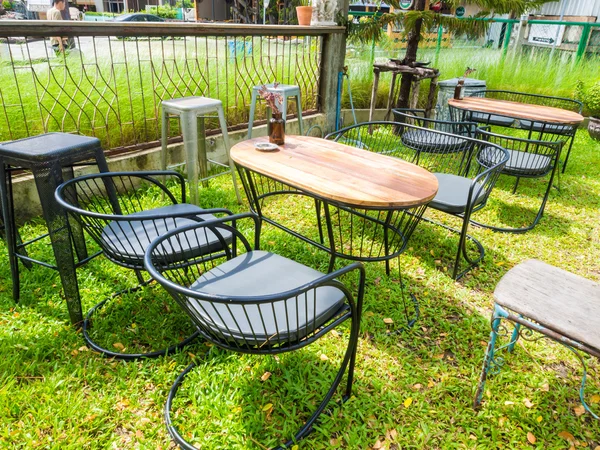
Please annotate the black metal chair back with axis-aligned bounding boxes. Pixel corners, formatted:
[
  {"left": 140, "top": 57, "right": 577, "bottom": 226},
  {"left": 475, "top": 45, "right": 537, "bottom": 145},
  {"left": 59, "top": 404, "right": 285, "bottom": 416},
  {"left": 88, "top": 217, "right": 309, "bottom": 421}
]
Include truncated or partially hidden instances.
[
  {"left": 326, "top": 121, "right": 509, "bottom": 279},
  {"left": 392, "top": 108, "right": 478, "bottom": 137},
  {"left": 474, "top": 129, "right": 563, "bottom": 232},
  {"left": 469, "top": 90, "right": 583, "bottom": 113}
]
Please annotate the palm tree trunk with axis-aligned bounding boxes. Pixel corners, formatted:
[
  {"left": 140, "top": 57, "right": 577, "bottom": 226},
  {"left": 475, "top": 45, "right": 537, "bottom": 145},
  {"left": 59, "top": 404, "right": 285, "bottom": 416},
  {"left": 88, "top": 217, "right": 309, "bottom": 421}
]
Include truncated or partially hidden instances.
[{"left": 396, "top": 0, "right": 426, "bottom": 109}]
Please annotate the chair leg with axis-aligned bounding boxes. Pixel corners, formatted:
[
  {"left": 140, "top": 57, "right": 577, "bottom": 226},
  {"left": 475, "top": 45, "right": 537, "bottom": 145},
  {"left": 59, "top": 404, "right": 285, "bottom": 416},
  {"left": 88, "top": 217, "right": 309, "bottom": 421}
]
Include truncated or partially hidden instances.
[
  {"left": 296, "top": 93, "right": 304, "bottom": 135},
  {"left": 217, "top": 105, "right": 243, "bottom": 204},
  {"left": 0, "top": 164, "right": 20, "bottom": 302},
  {"left": 474, "top": 305, "right": 503, "bottom": 408},
  {"left": 561, "top": 135, "right": 576, "bottom": 174},
  {"left": 181, "top": 111, "right": 200, "bottom": 206},
  {"left": 83, "top": 279, "right": 200, "bottom": 360},
  {"left": 507, "top": 322, "right": 521, "bottom": 353},
  {"left": 161, "top": 109, "right": 169, "bottom": 171}
]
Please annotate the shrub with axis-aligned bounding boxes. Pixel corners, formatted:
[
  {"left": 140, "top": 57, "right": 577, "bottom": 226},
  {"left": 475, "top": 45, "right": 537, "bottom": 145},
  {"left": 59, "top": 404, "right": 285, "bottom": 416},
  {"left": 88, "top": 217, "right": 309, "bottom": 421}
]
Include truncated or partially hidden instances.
[
  {"left": 148, "top": 4, "right": 177, "bottom": 19},
  {"left": 2, "top": 0, "right": 12, "bottom": 11},
  {"left": 586, "top": 81, "right": 600, "bottom": 118}
]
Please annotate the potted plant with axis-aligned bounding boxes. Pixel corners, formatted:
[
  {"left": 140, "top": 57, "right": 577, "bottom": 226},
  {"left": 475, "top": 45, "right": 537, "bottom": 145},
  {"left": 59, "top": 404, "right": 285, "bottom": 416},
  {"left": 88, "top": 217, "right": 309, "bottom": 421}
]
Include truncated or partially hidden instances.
[
  {"left": 296, "top": 0, "right": 312, "bottom": 26},
  {"left": 584, "top": 81, "right": 600, "bottom": 141}
]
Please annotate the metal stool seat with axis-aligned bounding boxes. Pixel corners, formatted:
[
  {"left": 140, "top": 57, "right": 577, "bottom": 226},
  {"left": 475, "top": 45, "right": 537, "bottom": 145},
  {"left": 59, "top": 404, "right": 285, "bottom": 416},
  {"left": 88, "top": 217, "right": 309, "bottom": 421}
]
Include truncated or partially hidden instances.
[
  {"left": 247, "top": 83, "right": 304, "bottom": 138},
  {"left": 161, "top": 96, "right": 242, "bottom": 205},
  {"left": 0, "top": 132, "right": 110, "bottom": 325}
]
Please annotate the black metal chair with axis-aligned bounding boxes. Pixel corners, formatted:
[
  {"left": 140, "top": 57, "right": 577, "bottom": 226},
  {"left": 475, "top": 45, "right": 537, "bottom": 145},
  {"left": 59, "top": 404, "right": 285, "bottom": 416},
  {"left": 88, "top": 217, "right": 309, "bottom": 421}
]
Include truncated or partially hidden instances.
[
  {"left": 473, "top": 129, "right": 563, "bottom": 233},
  {"left": 466, "top": 90, "right": 582, "bottom": 173},
  {"left": 326, "top": 121, "right": 509, "bottom": 279},
  {"left": 144, "top": 212, "right": 365, "bottom": 450},
  {"left": 55, "top": 170, "right": 233, "bottom": 360}
]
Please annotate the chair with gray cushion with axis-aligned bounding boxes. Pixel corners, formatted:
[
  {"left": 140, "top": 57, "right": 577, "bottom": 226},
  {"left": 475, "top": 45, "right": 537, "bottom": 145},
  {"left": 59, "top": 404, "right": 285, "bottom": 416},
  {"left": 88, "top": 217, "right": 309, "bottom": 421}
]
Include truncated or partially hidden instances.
[
  {"left": 473, "top": 130, "right": 563, "bottom": 233},
  {"left": 144, "top": 212, "right": 365, "bottom": 449},
  {"left": 55, "top": 171, "right": 233, "bottom": 360},
  {"left": 326, "top": 121, "right": 509, "bottom": 279}
]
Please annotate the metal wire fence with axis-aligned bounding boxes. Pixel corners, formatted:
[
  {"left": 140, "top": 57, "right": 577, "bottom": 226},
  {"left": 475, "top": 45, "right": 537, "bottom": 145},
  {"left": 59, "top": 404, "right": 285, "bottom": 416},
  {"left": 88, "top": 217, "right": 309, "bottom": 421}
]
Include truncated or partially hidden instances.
[{"left": 0, "top": 22, "right": 332, "bottom": 152}]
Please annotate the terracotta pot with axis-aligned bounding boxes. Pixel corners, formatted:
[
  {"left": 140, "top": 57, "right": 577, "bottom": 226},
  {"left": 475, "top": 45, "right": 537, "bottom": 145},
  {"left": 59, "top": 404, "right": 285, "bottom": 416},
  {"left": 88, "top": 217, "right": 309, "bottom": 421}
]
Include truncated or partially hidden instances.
[
  {"left": 588, "top": 116, "right": 600, "bottom": 141},
  {"left": 268, "top": 112, "right": 285, "bottom": 145},
  {"left": 296, "top": 6, "right": 313, "bottom": 26}
]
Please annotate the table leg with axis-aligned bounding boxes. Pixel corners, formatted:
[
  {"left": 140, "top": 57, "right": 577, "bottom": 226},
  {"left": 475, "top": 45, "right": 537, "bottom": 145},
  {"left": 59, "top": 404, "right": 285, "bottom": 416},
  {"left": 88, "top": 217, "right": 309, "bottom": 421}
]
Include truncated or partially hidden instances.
[
  {"left": 198, "top": 116, "right": 208, "bottom": 188},
  {"left": 34, "top": 164, "right": 83, "bottom": 326}
]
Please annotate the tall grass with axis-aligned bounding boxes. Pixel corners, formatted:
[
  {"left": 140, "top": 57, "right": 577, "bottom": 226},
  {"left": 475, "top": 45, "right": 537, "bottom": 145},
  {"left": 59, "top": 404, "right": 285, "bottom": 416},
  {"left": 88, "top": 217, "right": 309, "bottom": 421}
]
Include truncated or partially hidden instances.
[{"left": 343, "top": 39, "right": 600, "bottom": 111}]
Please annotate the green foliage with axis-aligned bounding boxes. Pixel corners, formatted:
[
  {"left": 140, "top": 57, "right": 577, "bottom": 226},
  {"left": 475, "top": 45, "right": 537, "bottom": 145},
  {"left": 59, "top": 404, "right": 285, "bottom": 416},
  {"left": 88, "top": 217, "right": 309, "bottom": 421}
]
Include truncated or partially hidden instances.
[
  {"left": 2, "top": 0, "right": 12, "bottom": 11},
  {"left": 175, "top": 0, "right": 192, "bottom": 9},
  {"left": 584, "top": 81, "right": 600, "bottom": 117},
  {"left": 295, "top": 0, "right": 311, "bottom": 6},
  {"left": 148, "top": 4, "right": 177, "bottom": 19}
]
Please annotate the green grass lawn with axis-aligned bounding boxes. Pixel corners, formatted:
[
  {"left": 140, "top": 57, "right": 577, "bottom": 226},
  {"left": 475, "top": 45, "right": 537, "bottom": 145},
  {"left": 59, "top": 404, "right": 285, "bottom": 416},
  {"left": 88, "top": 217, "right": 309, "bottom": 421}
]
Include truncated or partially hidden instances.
[{"left": 1, "top": 131, "right": 599, "bottom": 449}]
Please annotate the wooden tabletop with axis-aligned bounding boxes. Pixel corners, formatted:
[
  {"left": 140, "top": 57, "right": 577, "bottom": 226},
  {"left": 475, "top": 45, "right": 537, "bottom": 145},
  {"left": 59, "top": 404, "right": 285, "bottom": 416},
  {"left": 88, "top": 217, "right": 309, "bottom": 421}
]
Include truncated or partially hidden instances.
[
  {"left": 448, "top": 97, "right": 584, "bottom": 125},
  {"left": 230, "top": 136, "right": 438, "bottom": 209}
]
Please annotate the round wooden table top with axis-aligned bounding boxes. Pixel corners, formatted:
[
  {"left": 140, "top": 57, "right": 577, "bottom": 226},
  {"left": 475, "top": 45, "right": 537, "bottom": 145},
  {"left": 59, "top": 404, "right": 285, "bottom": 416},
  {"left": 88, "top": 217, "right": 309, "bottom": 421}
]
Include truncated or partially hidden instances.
[
  {"left": 448, "top": 97, "right": 584, "bottom": 125},
  {"left": 230, "top": 136, "right": 438, "bottom": 209}
]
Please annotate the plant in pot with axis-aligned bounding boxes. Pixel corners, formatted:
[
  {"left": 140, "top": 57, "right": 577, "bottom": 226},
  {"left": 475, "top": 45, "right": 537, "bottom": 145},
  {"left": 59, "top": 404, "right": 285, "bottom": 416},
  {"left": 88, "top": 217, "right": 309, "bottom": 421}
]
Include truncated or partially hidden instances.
[
  {"left": 296, "top": 0, "right": 312, "bottom": 26},
  {"left": 583, "top": 80, "right": 600, "bottom": 141},
  {"left": 258, "top": 83, "right": 285, "bottom": 145}
]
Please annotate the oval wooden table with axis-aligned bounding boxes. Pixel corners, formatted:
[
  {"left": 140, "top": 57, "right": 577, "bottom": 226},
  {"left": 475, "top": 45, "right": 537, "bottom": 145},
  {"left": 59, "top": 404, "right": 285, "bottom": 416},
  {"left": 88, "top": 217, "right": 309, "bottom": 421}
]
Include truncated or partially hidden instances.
[
  {"left": 448, "top": 97, "right": 584, "bottom": 126},
  {"left": 231, "top": 135, "right": 438, "bottom": 273},
  {"left": 448, "top": 97, "right": 584, "bottom": 172}
]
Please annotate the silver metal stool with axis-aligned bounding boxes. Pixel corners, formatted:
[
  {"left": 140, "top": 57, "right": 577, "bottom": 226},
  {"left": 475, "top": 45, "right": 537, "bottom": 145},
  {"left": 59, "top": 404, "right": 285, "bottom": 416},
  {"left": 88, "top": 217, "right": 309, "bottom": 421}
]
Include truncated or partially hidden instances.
[
  {"left": 161, "top": 96, "right": 242, "bottom": 205},
  {"left": 247, "top": 83, "right": 304, "bottom": 138}
]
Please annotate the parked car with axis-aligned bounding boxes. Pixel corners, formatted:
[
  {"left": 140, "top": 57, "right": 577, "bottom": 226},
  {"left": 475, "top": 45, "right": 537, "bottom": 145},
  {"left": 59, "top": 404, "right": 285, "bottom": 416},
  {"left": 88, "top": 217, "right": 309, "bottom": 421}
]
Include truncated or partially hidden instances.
[{"left": 113, "top": 13, "right": 165, "bottom": 22}]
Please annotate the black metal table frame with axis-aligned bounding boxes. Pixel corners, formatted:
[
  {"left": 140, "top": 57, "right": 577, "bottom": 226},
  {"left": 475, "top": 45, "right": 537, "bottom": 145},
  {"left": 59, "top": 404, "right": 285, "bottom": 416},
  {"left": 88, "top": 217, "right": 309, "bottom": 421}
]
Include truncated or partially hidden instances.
[{"left": 236, "top": 164, "right": 430, "bottom": 329}]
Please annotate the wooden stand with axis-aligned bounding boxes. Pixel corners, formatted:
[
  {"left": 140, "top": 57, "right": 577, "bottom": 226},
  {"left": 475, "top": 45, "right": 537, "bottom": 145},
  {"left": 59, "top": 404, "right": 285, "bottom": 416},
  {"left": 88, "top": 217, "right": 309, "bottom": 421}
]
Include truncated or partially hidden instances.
[{"left": 368, "top": 60, "right": 439, "bottom": 122}]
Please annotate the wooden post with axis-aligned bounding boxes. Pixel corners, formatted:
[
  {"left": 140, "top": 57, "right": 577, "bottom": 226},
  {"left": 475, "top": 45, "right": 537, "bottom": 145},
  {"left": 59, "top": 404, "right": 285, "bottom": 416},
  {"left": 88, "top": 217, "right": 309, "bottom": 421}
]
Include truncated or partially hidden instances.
[
  {"left": 385, "top": 72, "right": 398, "bottom": 120},
  {"left": 368, "top": 67, "right": 380, "bottom": 123},
  {"left": 425, "top": 76, "right": 438, "bottom": 118},
  {"left": 409, "top": 79, "right": 421, "bottom": 110}
]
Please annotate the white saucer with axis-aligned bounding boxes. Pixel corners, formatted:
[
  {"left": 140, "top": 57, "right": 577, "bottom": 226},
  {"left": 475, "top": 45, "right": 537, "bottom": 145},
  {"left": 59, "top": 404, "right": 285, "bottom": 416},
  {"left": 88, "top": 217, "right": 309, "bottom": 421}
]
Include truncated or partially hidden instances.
[{"left": 254, "top": 142, "right": 280, "bottom": 152}]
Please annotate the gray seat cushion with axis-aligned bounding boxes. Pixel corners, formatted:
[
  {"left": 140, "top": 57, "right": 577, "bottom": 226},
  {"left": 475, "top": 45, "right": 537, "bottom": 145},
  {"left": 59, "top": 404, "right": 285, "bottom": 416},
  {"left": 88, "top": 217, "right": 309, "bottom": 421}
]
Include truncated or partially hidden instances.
[
  {"left": 401, "top": 129, "right": 469, "bottom": 153},
  {"left": 101, "top": 203, "right": 230, "bottom": 265},
  {"left": 470, "top": 112, "right": 516, "bottom": 128},
  {"left": 429, "top": 173, "right": 486, "bottom": 214},
  {"left": 478, "top": 147, "right": 552, "bottom": 177},
  {"left": 187, "top": 251, "right": 346, "bottom": 346},
  {"left": 519, "top": 120, "right": 574, "bottom": 135}
]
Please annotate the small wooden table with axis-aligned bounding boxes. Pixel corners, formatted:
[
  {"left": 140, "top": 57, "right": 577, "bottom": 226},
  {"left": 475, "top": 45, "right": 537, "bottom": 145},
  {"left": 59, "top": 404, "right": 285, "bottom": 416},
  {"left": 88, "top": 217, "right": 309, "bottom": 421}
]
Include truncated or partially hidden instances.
[
  {"left": 231, "top": 136, "right": 438, "bottom": 271},
  {"left": 448, "top": 97, "right": 584, "bottom": 126}
]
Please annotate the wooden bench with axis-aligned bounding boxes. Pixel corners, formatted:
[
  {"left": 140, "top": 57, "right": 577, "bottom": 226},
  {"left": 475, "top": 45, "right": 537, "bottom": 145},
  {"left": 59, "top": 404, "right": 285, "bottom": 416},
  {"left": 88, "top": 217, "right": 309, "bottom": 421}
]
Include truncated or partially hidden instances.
[{"left": 474, "top": 259, "right": 600, "bottom": 419}]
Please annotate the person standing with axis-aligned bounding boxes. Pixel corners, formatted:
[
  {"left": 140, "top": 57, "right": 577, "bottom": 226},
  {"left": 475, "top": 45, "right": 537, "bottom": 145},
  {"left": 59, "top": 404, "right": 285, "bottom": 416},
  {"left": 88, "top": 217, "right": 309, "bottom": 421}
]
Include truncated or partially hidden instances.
[{"left": 47, "top": 0, "right": 73, "bottom": 53}]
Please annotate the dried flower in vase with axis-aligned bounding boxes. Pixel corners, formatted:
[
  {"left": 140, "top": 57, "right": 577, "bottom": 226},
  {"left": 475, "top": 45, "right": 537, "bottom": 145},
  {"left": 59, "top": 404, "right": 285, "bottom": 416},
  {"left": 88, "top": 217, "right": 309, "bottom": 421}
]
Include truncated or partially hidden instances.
[{"left": 258, "top": 83, "right": 284, "bottom": 114}]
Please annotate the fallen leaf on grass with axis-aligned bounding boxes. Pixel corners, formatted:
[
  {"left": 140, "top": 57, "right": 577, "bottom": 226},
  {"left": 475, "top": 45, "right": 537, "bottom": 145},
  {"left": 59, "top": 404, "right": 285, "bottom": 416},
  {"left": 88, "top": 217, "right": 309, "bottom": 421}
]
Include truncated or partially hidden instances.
[
  {"left": 260, "top": 372, "right": 271, "bottom": 382},
  {"left": 372, "top": 439, "right": 383, "bottom": 449},
  {"left": 541, "top": 383, "right": 550, "bottom": 392},
  {"left": 320, "top": 354, "right": 329, "bottom": 361},
  {"left": 383, "top": 318, "right": 394, "bottom": 325},
  {"left": 386, "top": 429, "right": 398, "bottom": 441},
  {"left": 558, "top": 431, "right": 575, "bottom": 442},
  {"left": 590, "top": 394, "right": 600, "bottom": 404},
  {"left": 412, "top": 383, "right": 422, "bottom": 390},
  {"left": 71, "top": 349, "right": 79, "bottom": 356},
  {"left": 504, "top": 401, "right": 515, "bottom": 405},
  {"left": 113, "top": 342, "right": 125, "bottom": 350},
  {"left": 261, "top": 403, "right": 273, "bottom": 412},
  {"left": 403, "top": 397, "right": 413, "bottom": 408},
  {"left": 374, "top": 277, "right": 381, "bottom": 285},
  {"left": 523, "top": 398, "right": 534, "bottom": 408},
  {"left": 527, "top": 432, "right": 536, "bottom": 444},
  {"left": 573, "top": 404, "right": 585, "bottom": 417}
]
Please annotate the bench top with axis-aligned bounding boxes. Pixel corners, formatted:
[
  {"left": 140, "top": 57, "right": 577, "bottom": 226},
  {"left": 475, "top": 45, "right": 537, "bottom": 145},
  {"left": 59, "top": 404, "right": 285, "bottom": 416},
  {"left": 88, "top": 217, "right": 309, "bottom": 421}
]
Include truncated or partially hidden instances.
[{"left": 495, "top": 259, "right": 600, "bottom": 353}]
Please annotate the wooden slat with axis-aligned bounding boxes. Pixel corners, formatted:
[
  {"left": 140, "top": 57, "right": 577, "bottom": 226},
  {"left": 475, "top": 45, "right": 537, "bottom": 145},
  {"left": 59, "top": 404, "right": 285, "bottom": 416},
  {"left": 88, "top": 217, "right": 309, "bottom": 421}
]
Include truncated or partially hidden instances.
[
  {"left": 230, "top": 136, "right": 438, "bottom": 208},
  {"left": 0, "top": 21, "right": 344, "bottom": 38},
  {"left": 495, "top": 259, "right": 600, "bottom": 353},
  {"left": 448, "top": 97, "right": 584, "bottom": 125}
]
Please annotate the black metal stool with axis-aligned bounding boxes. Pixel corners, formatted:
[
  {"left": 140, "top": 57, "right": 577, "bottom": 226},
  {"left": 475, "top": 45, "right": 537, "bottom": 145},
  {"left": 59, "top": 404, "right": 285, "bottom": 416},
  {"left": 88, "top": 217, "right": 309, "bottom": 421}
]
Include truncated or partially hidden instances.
[{"left": 0, "top": 133, "right": 110, "bottom": 325}]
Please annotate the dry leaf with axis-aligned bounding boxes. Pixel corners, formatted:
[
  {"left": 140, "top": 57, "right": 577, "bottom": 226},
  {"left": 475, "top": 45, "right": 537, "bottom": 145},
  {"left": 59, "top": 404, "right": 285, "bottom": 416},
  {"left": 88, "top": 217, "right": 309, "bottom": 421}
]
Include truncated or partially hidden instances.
[
  {"left": 329, "top": 439, "right": 339, "bottom": 446},
  {"left": 113, "top": 342, "right": 125, "bottom": 350},
  {"left": 320, "top": 354, "right": 329, "bottom": 361},
  {"left": 71, "top": 349, "right": 79, "bottom": 356},
  {"left": 403, "top": 397, "right": 413, "bottom": 408},
  {"left": 386, "top": 429, "right": 398, "bottom": 440},
  {"left": 374, "top": 277, "right": 381, "bottom": 285},
  {"left": 504, "top": 401, "right": 515, "bottom": 405},
  {"left": 593, "top": 446, "right": 600, "bottom": 450},
  {"left": 527, "top": 432, "right": 536, "bottom": 444},
  {"left": 523, "top": 398, "right": 534, "bottom": 408},
  {"left": 541, "top": 383, "right": 550, "bottom": 392},
  {"left": 558, "top": 431, "right": 575, "bottom": 442},
  {"left": 496, "top": 261, "right": 505, "bottom": 266},
  {"left": 573, "top": 404, "right": 585, "bottom": 417},
  {"left": 469, "top": 435, "right": 477, "bottom": 440},
  {"left": 78, "top": 346, "right": 89, "bottom": 352},
  {"left": 427, "top": 380, "right": 435, "bottom": 388},
  {"left": 135, "top": 430, "right": 144, "bottom": 440},
  {"left": 590, "top": 394, "right": 600, "bottom": 404},
  {"left": 261, "top": 372, "right": 272, "bottom": 382},
  {"left": 412, "top": 383, "right": 422, "bottom": 390},
  {"left": 498, "top": 416, "right": 507, "bottom": 427},
  {"left": 261, "top": 403, "right": 273, "bottom": 412},
  {"left": 383, "top": 318, "right": 394, "bottom": 325}
]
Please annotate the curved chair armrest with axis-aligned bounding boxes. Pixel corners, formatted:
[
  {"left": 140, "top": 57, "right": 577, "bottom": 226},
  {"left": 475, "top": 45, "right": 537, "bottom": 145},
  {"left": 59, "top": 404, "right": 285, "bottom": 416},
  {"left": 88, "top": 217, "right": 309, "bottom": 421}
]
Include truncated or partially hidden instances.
[{"left": 465, "top": 146, "right": 509, "bottom": 214}]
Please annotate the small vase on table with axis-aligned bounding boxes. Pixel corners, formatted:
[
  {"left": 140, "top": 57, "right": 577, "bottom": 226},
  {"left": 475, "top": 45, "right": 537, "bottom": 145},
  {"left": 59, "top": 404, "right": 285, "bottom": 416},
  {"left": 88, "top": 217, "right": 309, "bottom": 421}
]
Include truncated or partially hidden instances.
[{"left": 268, "top": 112, "right": 285, "bottom": 145}]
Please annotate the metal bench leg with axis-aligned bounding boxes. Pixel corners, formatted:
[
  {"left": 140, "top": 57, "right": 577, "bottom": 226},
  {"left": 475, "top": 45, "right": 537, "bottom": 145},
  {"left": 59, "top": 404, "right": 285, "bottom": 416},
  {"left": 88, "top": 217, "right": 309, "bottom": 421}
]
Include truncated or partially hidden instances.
[
  {"left": 217, "top": 106, "right": 242, "bottom": 204},
  {"left": 507, "top": 322, "right": 521, "bottom": 353},
  {"left": 474, "top": 304, "right": 505, "bottom": 408},
  {"left": 161, "top": 109, "right": 169, "bottom": 171}
]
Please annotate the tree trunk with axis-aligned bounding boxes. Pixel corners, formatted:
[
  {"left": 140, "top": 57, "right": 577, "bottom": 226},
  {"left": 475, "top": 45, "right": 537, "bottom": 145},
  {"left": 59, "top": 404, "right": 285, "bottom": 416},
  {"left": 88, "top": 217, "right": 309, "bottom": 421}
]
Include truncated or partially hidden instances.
[{"left": 396, "top": 0, "right": 426, "bottom": 109}]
